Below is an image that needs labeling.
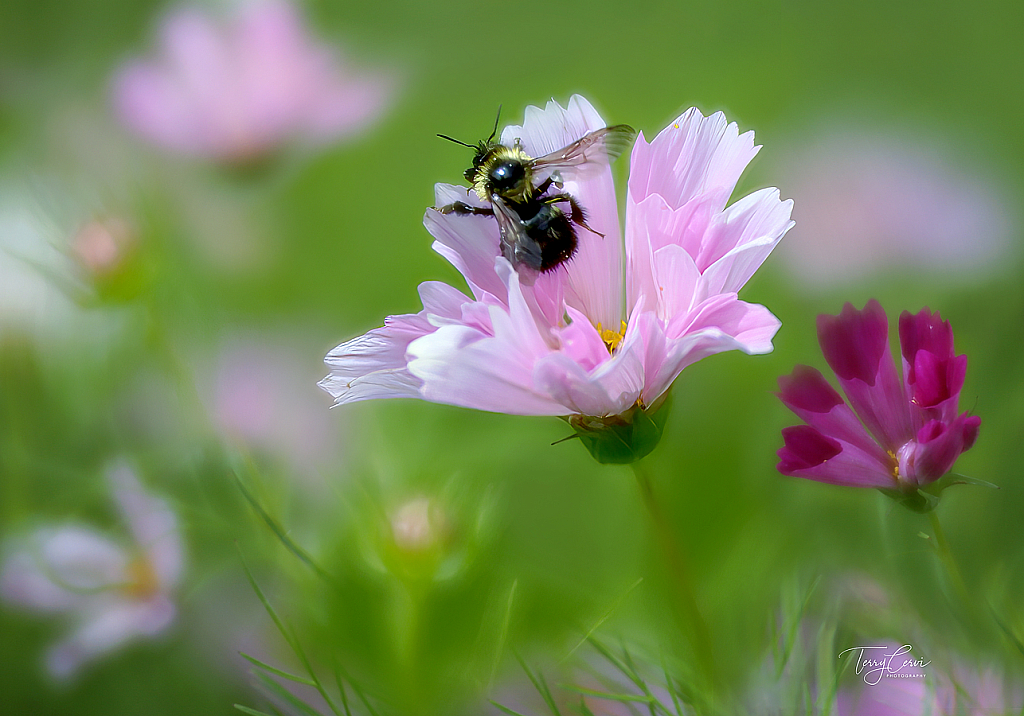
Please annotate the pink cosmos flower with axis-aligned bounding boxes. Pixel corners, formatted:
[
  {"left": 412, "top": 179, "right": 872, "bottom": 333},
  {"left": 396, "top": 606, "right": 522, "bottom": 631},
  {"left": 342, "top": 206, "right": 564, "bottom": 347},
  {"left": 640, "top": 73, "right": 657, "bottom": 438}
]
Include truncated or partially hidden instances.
[
  {"left": 777, "top": 300, "right": 980, "bottom": 490},
  {"left": 0, "top": 463, "right": 183, "bottom": 679},
  {"left": 204, "top": 334, "right": 340, "bottom": 479},
  {"left": 320, "top": 96, "right": 793, "bottom": 438},
  {"left": 775, "top": 127, "right": 1019, "bottom": 288},
  {"left": 112, "top": 1, "right": 394, "bottom": 163}
]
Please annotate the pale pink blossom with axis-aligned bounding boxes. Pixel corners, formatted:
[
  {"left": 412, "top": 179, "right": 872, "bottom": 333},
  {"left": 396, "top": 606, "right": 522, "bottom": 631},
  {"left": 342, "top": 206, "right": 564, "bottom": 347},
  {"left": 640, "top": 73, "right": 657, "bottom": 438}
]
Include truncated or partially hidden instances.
[
  {"left": 775, "top": 127, "right": 1019, "bottom": 288},
  {"left": 205, "top": 335, "right": 340, "bottom": 478},
  {"left": 113, "top": 1, "right": 394, "bottom": 162},
  {"left": 0, "top": 463, "right": 183, "bottom": 679},
  {"left": 321, "top": 96, "right": 793, "bottom": 422},
  {"left": 71, "top": 217, "right": 135, "bottom": 278},
  {"left": 837, "top": 643, "right": 1022, "bottom": 716}
]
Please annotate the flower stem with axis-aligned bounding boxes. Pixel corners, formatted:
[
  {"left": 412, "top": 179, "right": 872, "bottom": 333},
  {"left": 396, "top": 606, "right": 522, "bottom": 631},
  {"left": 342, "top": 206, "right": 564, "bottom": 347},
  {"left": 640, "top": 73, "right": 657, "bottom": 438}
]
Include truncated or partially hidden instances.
[
  {"left": 926, "top": 510, "right": 972, "bottom": 614},
  {"left": 631, "top": 459, "right": 717, "bottom": 697}
]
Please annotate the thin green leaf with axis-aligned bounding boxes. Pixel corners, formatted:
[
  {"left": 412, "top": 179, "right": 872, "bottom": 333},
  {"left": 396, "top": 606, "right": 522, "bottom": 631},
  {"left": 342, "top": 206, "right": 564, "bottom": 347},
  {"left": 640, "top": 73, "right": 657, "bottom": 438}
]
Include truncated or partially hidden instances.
[
  {"left": 586, "top": 638, "right": 646, "bottom": 694},
  {"left": 489, "top": 701, "right": 532, "bottom": 716},
  {"left": 334, "top": 660, "right": 381, "bottom": 716},
  {"left": 254, "top": 672, "right": 324, "bottom": 716},
  {"left": 618, "top": 645, "right": 660, "bottom": 716},
  {"left": 332, "top": 661, "right": 353, "bottom": 716},
  {"left": 234, "top": 705, "right": 277, "bottom": 716},
  {"left": 240, "top": 652, "right": 316, "bottom": 686},
  {"left": 558, "top": 685, "right": 654, "bottom": 703},
  {"left": 779, "top": 575, "right": 822, "bottom": 678},
  {"left": 234, "top": 471, "right": 337, "bottom": 586},
  {"left": 490, "top": 579, "right": 518, "bottom": 688},
  {"left": 990, "top": 608, "right": 1024, "bottom": 660},
  {"left": 238, "top": 546, "right": 301, "bottom": 657},
  {"left": 660, "top": 652, "right": 684, "bottom": 716},
  {"left": 516, "top": 653, "right": 562, "bottom": 716},
  {"left": 282, "top": 628, "right": 344, "bottom": 716},
  {"left": 563, "top": 578, "right": 644, "bottom": 662},
  {"left": 237, "top": 546, "right": 343, "bottom": 716}
]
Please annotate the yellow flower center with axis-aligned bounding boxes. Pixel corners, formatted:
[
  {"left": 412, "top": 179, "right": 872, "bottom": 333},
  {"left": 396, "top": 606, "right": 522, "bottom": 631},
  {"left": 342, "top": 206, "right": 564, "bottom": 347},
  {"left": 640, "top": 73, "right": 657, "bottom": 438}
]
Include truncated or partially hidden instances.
[
  {"left": 121, "top": 554, "right": 160, "bottom": 599},
  {"left": 595, "top": 321, "right": 628, "bottom": 354},
  {"left": 887, "top": 450, "right": 900, "bottom": 480}
]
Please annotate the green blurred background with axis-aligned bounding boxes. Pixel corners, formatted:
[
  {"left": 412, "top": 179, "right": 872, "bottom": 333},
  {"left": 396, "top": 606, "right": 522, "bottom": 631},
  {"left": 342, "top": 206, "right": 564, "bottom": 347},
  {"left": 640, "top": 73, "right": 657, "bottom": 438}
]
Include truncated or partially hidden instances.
[{"left": 1, "top": 0, "right": 1022, "bottom": 713}]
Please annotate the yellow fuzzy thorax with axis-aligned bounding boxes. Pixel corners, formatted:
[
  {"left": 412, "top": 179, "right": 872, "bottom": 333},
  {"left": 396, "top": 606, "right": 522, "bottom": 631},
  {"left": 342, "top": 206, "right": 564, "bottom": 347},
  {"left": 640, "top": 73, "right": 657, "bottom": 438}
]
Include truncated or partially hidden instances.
[{"left": 471, "top": 143, "right": 534, "bottom": 201}]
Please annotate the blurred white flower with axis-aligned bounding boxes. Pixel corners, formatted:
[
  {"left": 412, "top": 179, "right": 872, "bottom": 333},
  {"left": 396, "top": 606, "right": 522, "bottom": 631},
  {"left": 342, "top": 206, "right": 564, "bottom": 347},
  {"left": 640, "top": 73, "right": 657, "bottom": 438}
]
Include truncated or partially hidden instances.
[
  {"left": 0, "top": 463, "right": 184, "bottom": 679},
  {"left": 112, "top": 0, "right": 396, "bottom": 163},
  {"left": 0, "top": 186, "right": 79, "bottom": 338},
  {"left": 775, "top": 125, "right": 1019, "bottom": 287}
]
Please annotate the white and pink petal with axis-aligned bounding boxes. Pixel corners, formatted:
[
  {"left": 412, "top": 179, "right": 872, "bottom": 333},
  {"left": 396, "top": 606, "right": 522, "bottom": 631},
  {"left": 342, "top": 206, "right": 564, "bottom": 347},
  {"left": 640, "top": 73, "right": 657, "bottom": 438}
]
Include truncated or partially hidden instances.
[{"left": 627, "top": 108, "right": 760, "bottom": 212}]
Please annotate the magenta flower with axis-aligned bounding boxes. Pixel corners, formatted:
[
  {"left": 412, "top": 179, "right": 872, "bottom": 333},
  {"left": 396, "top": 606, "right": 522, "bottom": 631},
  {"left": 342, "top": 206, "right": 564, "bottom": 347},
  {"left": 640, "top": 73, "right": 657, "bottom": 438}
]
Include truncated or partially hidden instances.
[
  {"left": 320, "top": 96, "right": 792, "bottom": 460},
  {"left": 0, "top": 463, "right": 183, "bottom": 679},
  {"left": 112, "top": 1, "right": 394, "bottom": 163},
  {"left": 777, "top": 300, "right": 980, "bottom": 492}
]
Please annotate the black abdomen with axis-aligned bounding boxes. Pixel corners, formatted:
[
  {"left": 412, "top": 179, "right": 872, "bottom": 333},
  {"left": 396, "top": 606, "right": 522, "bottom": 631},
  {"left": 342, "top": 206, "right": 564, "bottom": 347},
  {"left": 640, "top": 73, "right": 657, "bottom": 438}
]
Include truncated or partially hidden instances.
[{"left": 523, "top": 205, "right": 577, "bottom": 272}]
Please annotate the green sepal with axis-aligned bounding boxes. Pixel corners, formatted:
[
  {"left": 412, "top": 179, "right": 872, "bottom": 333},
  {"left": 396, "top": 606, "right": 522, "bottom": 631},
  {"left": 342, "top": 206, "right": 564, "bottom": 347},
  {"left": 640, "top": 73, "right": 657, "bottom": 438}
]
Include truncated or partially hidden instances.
[
  {"left": 878, "top": 472, "right": 998, "bottom": 513},
  {"left": 566, "top": 395, "right": 671, "bottom": 465},
  {"left": 877, "top": 487, "right": 940, "bottom": 514}
]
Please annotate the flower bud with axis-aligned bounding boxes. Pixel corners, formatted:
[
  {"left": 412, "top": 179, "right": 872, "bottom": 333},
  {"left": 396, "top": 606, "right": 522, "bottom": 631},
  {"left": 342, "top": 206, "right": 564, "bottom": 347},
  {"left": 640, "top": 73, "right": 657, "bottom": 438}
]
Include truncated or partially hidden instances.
[{"left": 568, "top": 394, "right": 672, "bottom": 465}]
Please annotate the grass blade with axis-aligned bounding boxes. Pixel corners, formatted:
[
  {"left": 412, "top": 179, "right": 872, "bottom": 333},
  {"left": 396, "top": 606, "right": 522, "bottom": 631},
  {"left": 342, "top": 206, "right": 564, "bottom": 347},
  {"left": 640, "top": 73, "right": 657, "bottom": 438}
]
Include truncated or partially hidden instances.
[
  {"left": 234, "top": 705, "right": 278, "bottom": 716},
  {"left": 240, "top": 652, "right": 316, "bottom": 686}
]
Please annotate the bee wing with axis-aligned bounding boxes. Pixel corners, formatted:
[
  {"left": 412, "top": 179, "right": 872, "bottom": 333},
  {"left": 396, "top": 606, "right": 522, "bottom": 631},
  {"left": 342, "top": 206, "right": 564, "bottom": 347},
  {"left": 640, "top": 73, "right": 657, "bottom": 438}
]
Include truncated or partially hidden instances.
[
  {"left": 490, "top": 194, "right": 543, "bottom": 279},
  {"left": 530, "top": 125, "right": 636, "bottom": 181}
]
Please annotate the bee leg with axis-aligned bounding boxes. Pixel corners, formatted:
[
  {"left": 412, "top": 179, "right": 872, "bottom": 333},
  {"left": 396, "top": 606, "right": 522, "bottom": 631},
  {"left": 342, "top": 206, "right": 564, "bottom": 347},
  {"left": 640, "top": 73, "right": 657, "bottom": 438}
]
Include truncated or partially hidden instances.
[
  {"left": 546, "top": 193, "right": 605, "bottom": 238},
  {"left": 534, "top": 176, "right": 554, "bottom": 195},
  {"left": 438, "top": 201, "right": 494, "bottom": 216},
  {"left": 533, "top": 176, "right": 566, "bottom": 196}
]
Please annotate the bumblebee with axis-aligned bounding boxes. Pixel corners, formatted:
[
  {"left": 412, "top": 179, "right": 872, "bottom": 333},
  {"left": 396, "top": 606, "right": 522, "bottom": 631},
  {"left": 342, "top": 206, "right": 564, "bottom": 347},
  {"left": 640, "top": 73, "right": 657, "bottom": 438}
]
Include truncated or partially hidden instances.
[{"left": 437, "top": 110, "right": 635, "bottom": 277}]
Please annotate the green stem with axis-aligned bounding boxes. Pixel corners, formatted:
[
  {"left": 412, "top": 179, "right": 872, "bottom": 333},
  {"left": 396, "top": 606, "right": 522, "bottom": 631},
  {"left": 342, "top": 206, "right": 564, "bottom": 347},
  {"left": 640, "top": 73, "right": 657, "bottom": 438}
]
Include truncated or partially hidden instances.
[
  {"left": 927, "top": 510, "right": 972, "bottom": 612},
  {"left": 631, "top": 459, "right": 717, "bottom": 699}
]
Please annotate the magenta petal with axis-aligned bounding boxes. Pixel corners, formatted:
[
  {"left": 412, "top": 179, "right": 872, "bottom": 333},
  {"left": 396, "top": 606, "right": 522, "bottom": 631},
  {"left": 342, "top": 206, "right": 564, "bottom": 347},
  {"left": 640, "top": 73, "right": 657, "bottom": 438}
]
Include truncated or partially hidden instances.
[
  {"left": 778, "top": 365, "right": 844, "bottom": 413},
  {"left": 910, "top": 349, "right": 949, "bottom": 407},
  {"left": 899, "top": 307, "right": 954, "bottom": 369},
  {"left": 778, "top": 427, "right": 896, "bottom": 488},
  {"left": 776, "top": 366, "right": 886, "bottom": 458},
  {"left": 962, "top": 413, "right": 981, "bottom": 450},
  {"left": 818, "top": 300, "right": 889, "bottom": 384},
  {"left": 899, "top": 307, "right": 968, "bottom": 424},
  {"left": 902, "top": 415, "right": 976, "bottom": 484},
  {"left": 818, "top": 300, "right": 913, "bottom": 449},
  {"left": 778, "top": 426, "right": 841, "bottom": 471}
]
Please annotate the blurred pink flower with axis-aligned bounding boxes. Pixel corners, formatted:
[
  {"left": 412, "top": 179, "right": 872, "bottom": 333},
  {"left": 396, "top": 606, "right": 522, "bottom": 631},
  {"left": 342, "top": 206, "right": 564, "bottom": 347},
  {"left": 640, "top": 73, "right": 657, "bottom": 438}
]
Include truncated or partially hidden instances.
[
  {"left": 321, "top": 96, "right": 792, "bottom": 422},
  {"left": 775, "top": 128, "right": 1019, "bottom": 288},
  {"left": 112, "top": 0, "right": 394, "bottom": 162},
  {"left": 777, "top": 301, "right": 980, "bottom": 490},
  {"left": 206, "top": 335, "right": 340, "bottom": 478},
  {"left": 837, "top": 643, "right": 1021, "bottom": 715},
  {"left": 0, "top": 463, "right": 183, "bottom": 679}
]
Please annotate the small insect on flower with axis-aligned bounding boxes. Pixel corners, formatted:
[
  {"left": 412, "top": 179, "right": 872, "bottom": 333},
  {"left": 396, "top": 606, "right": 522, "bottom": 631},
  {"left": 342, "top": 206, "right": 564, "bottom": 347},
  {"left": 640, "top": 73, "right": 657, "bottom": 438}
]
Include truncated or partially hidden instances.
[{"left": 436, "top": 107, "right": 635, "bottom": 280}]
